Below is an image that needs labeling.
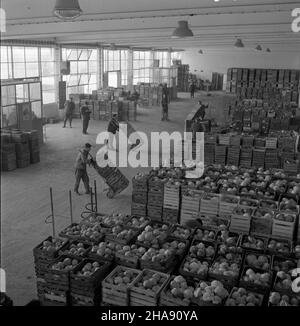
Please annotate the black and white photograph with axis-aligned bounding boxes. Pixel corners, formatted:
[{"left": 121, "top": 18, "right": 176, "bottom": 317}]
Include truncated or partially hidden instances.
[{"left": 1, "top": 0, "right": 300, "bottom": 311}]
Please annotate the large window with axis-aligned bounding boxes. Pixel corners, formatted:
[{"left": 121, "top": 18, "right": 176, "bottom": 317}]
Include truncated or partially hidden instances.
[
  {"left": 0, "top": 45, "right": 57, "bottom": 104},
  {"left": 133, "top": 51, "right": 152, "bottom": 85},
  {"left": 103, "top": 49, "right": 128, "bottom": 86},
  {"left": 154, "top": 51, "right": 169, "bottom": 68},
  {"left": 62, "top": 48, "right": 98, "bottom": 96}
]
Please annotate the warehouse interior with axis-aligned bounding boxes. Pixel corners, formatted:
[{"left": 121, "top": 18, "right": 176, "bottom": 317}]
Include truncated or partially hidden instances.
[{"left": 1, "top": 0, "right": 300, "bottom": 307}]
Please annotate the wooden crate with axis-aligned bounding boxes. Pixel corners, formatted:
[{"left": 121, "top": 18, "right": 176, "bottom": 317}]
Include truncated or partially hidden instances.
[
  {"left": 140, "top": 250, "right": 177, "bottom": 273},
  {"left": 225, "top": 287, "right": 264, "bottom": 306},
  {"left": 163, "top": 183, "right": 180, "bottom": 210},
  {"left": 219, "top": 195, "right": 239, "bottom": 218},
  {"left": 130, "top": 269, "right": 170, "bottom": 306},
  {"left": 239, "top": 267, "right": 273, "bottom": 294},
  {"left": 106, "top": 228, "right": 140, "bottom": 245},
  {"left": 131, "top": 202, "right": 147, "bottom": 217},
  {"left": 102, "top": 266, "right": 142, "bottom": 306},
  {"left": 251, "top": 209, "right": 274, "bottom": 238},
  {"left": 200, "top": 193, "right": 220, "bottom": 216},
  {"left": 180, "top": 193, "right": 201, "bottom": 223},
  {"left": 132, "top": 192, "right": 148, "bottom": 205},
  {"left": 230, "top": 207, "right": 252, "bottom": 234},
  {"left": 147, "top": 205, "right": 163, "bottom": 221},
  {"left": 40, "top": 288, "right": 69, "bottom": 306},
  {"left": 162, "top": 207, "right": 179, "bottom": 224},
  {"left": 272, "top": 212, "right": 297, "bottom": 241},
  {"left": 178, "top": 256, "right": 210, "bottom": 281},
  {"left": 265, "top": 137, "right": 278, "bottom": 149}
]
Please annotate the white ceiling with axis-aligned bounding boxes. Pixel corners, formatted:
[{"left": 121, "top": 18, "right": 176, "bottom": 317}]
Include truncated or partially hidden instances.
[{"left": 2, "top": 0, "right": 300, "bottom": 52}]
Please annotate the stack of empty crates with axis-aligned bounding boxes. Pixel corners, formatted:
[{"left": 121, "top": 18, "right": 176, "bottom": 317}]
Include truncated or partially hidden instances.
[
  {"left": 131, "top": 175, "right": 149, "bottom": 217},
  {"left": 1, "top": 132, "right": 16, "bottom": 171},
  {"left": 27, "top": 130, "right": 40, "bottom": 164},
  {"left": 147, "top": 177, "right": 164, "bottom": 221}
]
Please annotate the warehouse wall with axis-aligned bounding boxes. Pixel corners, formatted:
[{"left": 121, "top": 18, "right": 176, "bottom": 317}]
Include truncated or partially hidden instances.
[{"left": 182, "top": 48, "right": 300, "bottom": 81}]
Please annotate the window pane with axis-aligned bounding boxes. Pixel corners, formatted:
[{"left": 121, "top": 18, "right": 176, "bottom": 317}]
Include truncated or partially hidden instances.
[
  {"left": 1, "top": 46, "right": 8, "bottom": 62},
  {"left": 69, "top": 75, "right": 79, "bottom": 86},
  {"left": 68, "top": 49, "right": 78, "bottom": 60},
  {"left": 88, "top": 60, "right": 97, "bottom": 73},
  {"left": 13, "top": 47, "right": 25, "bottom": 63},
  {"left": 41, "top": 48, "right": 54, "bottom": 61},
  {"left": 1, "top": 63, "right": 8, "bottom": 79},
  {"left": 89, "top": 50, "right": 97, "bottom": 61},
  {"left": 133, "top": 51, "right": 139, "bottom": 60},
  {"left": 31, "top": 101, "right": 42, "bottom": 118},
  {"left": 78, "top": 61, "right": 88, "bottom": 73},
  {"left": 43, "top": 90, "right": 55, "bottom": 104},
  {"left": 13, "top": 62, "right": 26, "bottom": 78},
  {"left": 2, "top": 105, "right": 17, "bottom": 128},
  {"left": 70, "top": 61, "right": 78, "bottom": 74},
  {"left": 41, "top": 61, "right": 55, "bottom": 76},
  {"left": 88, "top": 84, "right": 97, "bottom": 93},
  {"left": 89, "top": 74, "right": 96, "bottom": 84},
  {"left": 26, "top": 62, "right": 39, "bottom": 77},
  {"left": 68, "top": 86, "right": 79, "bottom": 95},
  {"left": 30, "top": 83, "right": 41, "bottom": 101},
  {"left": 25, "top": 47, "right": 38, "bottom": 62},
  {"left": 42, "top": 77, "right": 55, "bottom": 91},
  {"left": 79, "top": 74, "right": 88, "bottom": 85},
  {"left": 79, "top": 49, "right": 88, "bottom": 60},
  {"left": 16, "top": 84, "right": 29, "bottom": 103},
  {"left": 7, "top": 85, "right": 16, "bottom": 105}
]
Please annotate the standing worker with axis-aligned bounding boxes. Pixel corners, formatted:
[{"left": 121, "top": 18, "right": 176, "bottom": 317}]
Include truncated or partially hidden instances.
[
  {"left": 107, "top": 114, "right": 119, "bottom": 150},
  {"left": 74, "top": 143, "right": 92, "bottom": 195},
  {"left": 80, "top": 101, "right": 92, "bottom": 134},
  {"left": 161, "top": 84, "right": 169, "bottom": 121},
  {"left": 63, "top": 97, "right": 75, "bottom": 128},
  {"left": 190, "top": 82, "right": 196, "bottom": 99},
  {"left": 198, "top": 101, "right": 206, "bottom": 120}
]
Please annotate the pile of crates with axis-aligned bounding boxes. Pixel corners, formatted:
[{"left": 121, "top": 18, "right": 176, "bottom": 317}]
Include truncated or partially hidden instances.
[
  {"left": 147, "top": 177, "right": 164, "bottom": 221},
  {"left": 131, "top": 175, "right": 149, "bottom": 217}
]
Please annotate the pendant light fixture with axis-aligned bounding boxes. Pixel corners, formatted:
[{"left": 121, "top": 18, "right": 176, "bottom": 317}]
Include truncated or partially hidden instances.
[
  {"left": 198, "top": 50, "right": 203, "bottom": 54},
  {"left": 266, "top": 48, "right": 271, "bottom": 53},
  {"left": 53, "top": 0, "right": 82, "bottom": 20},
  {"left": 172, "top": 21, "right": 194, "bottom": 38},
  {"left": 256, "top": 45, "right": 262, "bottom": 51},
  {"left": 234, "top": 38, "right": 244, "bottom": 48}
]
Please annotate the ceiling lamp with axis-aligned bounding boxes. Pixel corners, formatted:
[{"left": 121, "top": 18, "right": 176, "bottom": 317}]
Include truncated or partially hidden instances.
[
  {"left": 172, "top": 21, "right": 194, "bottom": 38},
  {"left": 256, "top": 45, "right": 262, "bottom": 51},
  {"left": 266, "top": 48, "right": 271, "bottom": 53},
  {"left": 234, "top": 38, "right": 244, "bottom": 48},
  {"left": 53, "top": 0, "right": 82, "bottom": 20}
]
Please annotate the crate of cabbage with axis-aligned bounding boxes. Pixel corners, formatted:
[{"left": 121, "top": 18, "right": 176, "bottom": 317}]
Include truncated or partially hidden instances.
[
  {"left": 160, "top": 275, "right": 197, "bottom": 306},
  {"left": 272, "top": 212, "right": 297, "bottom": 241},
  {"left": 130, "top": 269, "right": 170, "bottom": 306},
  {"left": 102, "top": 266, "right": 142, "bottom": 306},
  {"left": 70, "top": 258, "right": 112, "bottom": 306}
]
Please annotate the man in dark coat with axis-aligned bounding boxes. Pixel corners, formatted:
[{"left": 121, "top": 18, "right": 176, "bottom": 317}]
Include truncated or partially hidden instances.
[
  {"left": 161, "top": 84, "right": 169, "bottom": 121},
  {"left": 63, "top": 97, "right": 75, "bottom": 128},
  {"left": 80, "top": 101, "right": 91, "bottom": 134},
  {"left": 74, "top": 143, "right": 92, "bottom": 195},
  {"left": 107, "top": 114, "right": 119, "bottom": 150},
  {"left": 190, "top": 82, "right": 196, "bottom": 98}
]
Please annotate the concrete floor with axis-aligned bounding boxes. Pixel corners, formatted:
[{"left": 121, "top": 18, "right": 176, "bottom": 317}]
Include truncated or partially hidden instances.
[{"left": 1, "top": 91, "right": 233, "bottom": 305}]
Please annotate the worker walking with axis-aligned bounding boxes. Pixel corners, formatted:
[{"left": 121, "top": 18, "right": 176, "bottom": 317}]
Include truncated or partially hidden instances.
[
  {"left": 63, "top": 98, "right": 75, "bottom": 128},
  {"left": 80, "top": 101, "right": 91, "bottom": 134},
  {"left": 190, "top": 82, "right": 196, "bottom": 99},
  {"left": 161, "top": 84, "right": 169, "bottom": 121},
  {"left": 107, "top": 114, "right": 119, "bottom": 150},
  {"left": 74, "top": 143, "right": 92, "bottom": 195}
]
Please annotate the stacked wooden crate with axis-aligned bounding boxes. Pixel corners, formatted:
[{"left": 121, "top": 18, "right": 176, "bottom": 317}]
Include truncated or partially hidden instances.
[
  {"left": 240, "top": 147, "right": 253, "bottom": 168},
  {"left": 215, "top": 144, "right": 227, "bottom": 165},
  {"left": 252, "top": 148, "right": 265, "bottom": 168},
  {"left": 180, "top": 190, "right": 201, "bottom": 225},
  {"left": 265, "top": 149, "right": 280, "bottom": 169},
  {"left": 1, "top": 143, "right": 16, "bottom": 171},
  {"left": 131, "top": 175, "right": 148, "bottom": 217},
  {"left": 163, "top": 182, "right": 181, "bottom": 224},
  {"left": 147, "top": 177, "right": 164, "bottom": 221},
  {"left": 27, "top": 130, "right": 40, "bottom": 164},
  {"left": 15, "top": 142, "right": 30, "bottom": 168}
]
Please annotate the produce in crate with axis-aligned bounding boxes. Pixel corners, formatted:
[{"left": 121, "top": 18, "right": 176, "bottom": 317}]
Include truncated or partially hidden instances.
[
  {"left": 260, "top": 200, "right": 278, "bottom": 210},
  {"left": 171, "top": 225, "right": 192, "bottom": 240},
  {"left": 272, "top": 258, "right": 297, "bottom": 273},
  {"left": 51, "top": 257, "right": 80, "bottom": 271},
  {"left": 187, "top": 178, "right": 218, "bottom": 192},
  {"left": 189, "top": 241, "right": 215, "bottom": 260},
  {"left": 134, "top": 270, "right": 168, "bottom": 292},
  {"left": 271, "top": 170, "right": 287, "bottom": 179},
  {"left": 40, "top": 238, "right": 67, "bottom": 252},
  {"left": 288, "top": 182, "right": 300, "bottom": 196},
  {"left": 274, "top": 212, "right": 295, "bottom": 223},
  {"left": 75, "top": 261, "right": 101, "bottom": 277},
  {"left": 217, "top": 244, "right": 243, "bottom": 255},
  {"left": 181, "top": 257, "right": 209, "bottom": 276},
  {"left": 225, "top": 287, "right": 263, "bottom": 306},
  {"left": 209, "top": 255, "right": 241, "bottom": 279},
  {"left": 104, "top": 268, "right": 138, "bottom": 286},
  {"left": 218, "top": 179, "right": 238, "bottom": 194},
  {"left": 269, "top": 292, "right": 300, "bottom": 306},
  {"left": 240, "top": 187, "right": 256, "bottom": 196},
  {"left": 242, "top": 268, "right": 271, "bottom": 288},
  {"left": 194, "top": 228, "right": 216, "bottom": 242},
  {"left": 216, "top": 231, "right": 239, "bottom": 246},
  {"left": 163, "top": 275, "right": 196, "bottom": 303},
  {"left": 242, "top": 236, "right": 265, "bottom": 251},
  {"left": 280, "top": 198, "right": 299, "bottom": 212},
  {"left": 126, "top": 216, "right": 150, "bottom": 229},
  {"left": 140, "top": 248, "right": 174, "bottom": 264},
  {"left": 108, "top": 226, "right": 137, "bottom": 242},
  {"left": 59, "top": 241, "right": 89, "bottom": 257},
  {"left": 267, "top": 239, "right": 291, "bottom": 255},
  {"left": 162, "top": 239, "right": 187, "bottom": 256},
  {"left": 295, "top": 244, "right": 300, "bottom": 257},
  {"left": 101, "top": 213, "right": 130, "bottom": 227},
  {"left": 245, "top": 254, "right": 270, "bottom": 271},
  {"left": 90, "top": 241, "right": 121, "bottom": 261},
  {"left": 193, "top": 280, "right": 229, "bottom": 305},
  {"left": 269, "top": 179, "right": 287, "bottom": 193},
  {"left": 256, "top": 189, "right": 274, "bottom": 199},
  {"left": 136, "top": 223, "right": 169, "bottom": 248},
  {"left": 60, "top": 224, "right": 103, "bottom": 242},
  {"left": 274, "top": 271, "right": 293, "bottom": 292},
  {"left": 239, "top": 198, "right": 258, "bottom": 207}
]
